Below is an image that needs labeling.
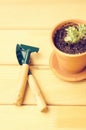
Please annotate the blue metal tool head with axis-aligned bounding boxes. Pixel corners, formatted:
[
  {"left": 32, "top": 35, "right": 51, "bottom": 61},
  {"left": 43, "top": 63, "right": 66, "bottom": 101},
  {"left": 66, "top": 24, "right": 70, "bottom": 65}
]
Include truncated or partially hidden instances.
[{"left": 16, "top": 44, "right": 39, "bottom": 65}]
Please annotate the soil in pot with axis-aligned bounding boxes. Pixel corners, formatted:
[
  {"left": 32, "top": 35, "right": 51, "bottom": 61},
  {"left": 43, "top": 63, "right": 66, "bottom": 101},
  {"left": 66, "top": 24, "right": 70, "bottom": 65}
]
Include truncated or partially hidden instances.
[{"left": 53, "top": 22, "right": 86, "bottom": 54}]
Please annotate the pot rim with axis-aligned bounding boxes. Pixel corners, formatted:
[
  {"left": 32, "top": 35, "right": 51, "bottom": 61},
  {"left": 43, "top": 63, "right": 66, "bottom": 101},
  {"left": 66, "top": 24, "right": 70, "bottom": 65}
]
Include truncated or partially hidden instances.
[{"left": 51, "top": 19, "right": 86, "bottom": 57}]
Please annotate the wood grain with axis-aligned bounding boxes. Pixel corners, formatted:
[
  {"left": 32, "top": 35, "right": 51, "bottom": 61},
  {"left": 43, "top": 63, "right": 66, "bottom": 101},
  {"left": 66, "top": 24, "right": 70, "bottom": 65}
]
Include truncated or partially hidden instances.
[
  {"left": 0, "top": 1, "right": 85, "bottom": 29},
  {"left": 0, "top": 30, "right": 52, "bottom": 65},
  {"left": 0, "top": 1, "right": 86, "bottom": 129},
  {"left": 0, "top": 105, "right": 86, "bottom": 130},
  {"left": 0, "top": 65, "right": 86, "bottom": 106}
]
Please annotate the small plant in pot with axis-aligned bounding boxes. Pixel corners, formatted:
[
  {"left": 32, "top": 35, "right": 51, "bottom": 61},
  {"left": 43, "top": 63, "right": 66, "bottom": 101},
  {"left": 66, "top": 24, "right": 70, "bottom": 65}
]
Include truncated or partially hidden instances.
[{"left": 51, "top": 19, "right": 86, "bottom": 77}]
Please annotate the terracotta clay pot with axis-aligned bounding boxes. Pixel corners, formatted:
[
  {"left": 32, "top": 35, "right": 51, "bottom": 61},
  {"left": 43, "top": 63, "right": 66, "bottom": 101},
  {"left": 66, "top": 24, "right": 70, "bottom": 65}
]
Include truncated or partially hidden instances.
[{"left": 51, "top": 19, "right": 86, "bottom": 74}]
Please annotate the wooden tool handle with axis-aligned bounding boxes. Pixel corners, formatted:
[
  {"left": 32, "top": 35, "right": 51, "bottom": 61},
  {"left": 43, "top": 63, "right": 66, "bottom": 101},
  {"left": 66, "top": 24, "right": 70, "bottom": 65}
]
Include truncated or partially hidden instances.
[
  {"left": 15, "top": 64, "right": 29, "bottom": 106},
  {"left": 28, "top": 75, "right": 47, "bottom": 112}
]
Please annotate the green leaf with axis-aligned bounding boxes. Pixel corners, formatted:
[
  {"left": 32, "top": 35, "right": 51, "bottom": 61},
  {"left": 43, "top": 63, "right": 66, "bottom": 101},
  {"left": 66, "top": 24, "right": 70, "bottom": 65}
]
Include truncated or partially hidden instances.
[{"left": 64, "top": 24, "right": 86, "bottom": 44}]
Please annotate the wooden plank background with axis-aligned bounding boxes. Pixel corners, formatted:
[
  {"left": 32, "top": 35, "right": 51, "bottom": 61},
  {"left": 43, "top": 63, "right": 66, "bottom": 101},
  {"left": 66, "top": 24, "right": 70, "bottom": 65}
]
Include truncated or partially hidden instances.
[
  {"left": 0, "top": 0, "right": 86, "bottom": 129},
  {"left": 0, "top": 0, "right": 85, "bottom": 29}
]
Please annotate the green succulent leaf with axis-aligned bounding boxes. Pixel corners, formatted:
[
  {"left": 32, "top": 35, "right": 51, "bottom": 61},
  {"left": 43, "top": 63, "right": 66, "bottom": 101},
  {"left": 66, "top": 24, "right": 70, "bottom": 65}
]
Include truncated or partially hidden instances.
[{"left": 64, "top": 24, "right": 86, "bottom": 44}]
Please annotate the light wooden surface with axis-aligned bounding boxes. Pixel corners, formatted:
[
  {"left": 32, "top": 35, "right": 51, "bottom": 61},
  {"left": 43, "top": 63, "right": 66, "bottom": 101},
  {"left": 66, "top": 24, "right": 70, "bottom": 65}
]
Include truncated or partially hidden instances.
[{"left": 0, "top": 0, "right": 86, "bottom": 129}]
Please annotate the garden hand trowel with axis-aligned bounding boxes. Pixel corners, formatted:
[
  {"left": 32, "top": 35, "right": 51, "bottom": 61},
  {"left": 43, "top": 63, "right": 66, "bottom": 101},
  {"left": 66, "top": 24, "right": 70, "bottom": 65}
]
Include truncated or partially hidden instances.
[{"left": 15, "top": 44, "right": 47, "bottom": 112}]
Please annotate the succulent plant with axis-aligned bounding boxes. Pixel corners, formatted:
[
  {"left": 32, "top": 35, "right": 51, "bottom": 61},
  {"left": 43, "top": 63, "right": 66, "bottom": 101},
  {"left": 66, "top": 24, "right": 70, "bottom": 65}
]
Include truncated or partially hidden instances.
[{"left": 64, "top": 24, "right": 86, "bottom": 43}]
